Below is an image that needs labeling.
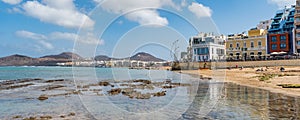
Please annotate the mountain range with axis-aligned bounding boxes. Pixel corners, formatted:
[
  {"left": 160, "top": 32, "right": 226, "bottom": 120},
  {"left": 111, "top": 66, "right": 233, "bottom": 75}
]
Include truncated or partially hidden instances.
[{"left": 0, "top": 52, "right": 165, "bottom": 66}]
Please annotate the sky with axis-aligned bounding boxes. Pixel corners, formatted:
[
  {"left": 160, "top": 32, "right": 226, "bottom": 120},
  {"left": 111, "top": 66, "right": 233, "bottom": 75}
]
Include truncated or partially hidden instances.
[{"left": 0, "top": 0, "right": 296, "bottom": 60}]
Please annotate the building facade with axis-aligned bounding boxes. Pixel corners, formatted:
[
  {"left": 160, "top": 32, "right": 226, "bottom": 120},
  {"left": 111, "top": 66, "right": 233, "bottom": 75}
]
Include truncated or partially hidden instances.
[
  {"left": 257, "top": 20, "right": 272, "bottom": 30},
  {"left": 268, "top": 6, "right": 295, "bottom": 54},
  {"left": 189, "top": 33, "right": 226, "bottom": 62},
  {"left": 295, "top": 0, "right": 300, "bottom": 53},
  {"left": 226, "top": 29, "right": 268, "bottom": 60}
]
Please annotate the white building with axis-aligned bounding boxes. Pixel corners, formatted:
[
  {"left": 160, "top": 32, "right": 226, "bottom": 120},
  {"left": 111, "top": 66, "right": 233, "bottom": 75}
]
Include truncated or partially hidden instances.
[{"left": 189, "top": 33, "right": 226, "bottom": 62}]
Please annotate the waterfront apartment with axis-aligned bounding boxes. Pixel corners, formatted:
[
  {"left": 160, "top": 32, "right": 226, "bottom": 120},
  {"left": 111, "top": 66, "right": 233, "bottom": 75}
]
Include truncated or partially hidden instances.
[
  {"left": 226, "top": 29, "right": 268, "bottom": 61},
  {"left": 268, "top": 5, "right": 295, "bottom": 55},
  {"left": 295, "top": 0, "right": 300, "bottom": 53},
  {"left": 189, "top": 33, "right": 226, "bottom": 62}
]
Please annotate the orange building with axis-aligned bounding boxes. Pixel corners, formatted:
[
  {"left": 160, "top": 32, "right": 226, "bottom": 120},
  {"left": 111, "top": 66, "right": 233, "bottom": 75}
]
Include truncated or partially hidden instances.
[{"left": 268, "top": 33, "right": 290, "bottom": 53}]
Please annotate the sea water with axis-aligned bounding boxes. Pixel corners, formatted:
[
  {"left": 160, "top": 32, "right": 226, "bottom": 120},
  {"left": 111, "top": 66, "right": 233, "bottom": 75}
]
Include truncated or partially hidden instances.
[{"left": 0, "top": 66, "right": 299, "bottom": 119}]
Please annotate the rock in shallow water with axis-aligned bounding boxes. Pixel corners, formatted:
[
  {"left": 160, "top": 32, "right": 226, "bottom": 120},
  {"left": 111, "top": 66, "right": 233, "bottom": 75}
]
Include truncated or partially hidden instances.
[
  {"left": 107, "top": 88, "right": 122, "bottom": 95},
  {"left": 37, "top": 94, "right": 48, "bottom": 101}
]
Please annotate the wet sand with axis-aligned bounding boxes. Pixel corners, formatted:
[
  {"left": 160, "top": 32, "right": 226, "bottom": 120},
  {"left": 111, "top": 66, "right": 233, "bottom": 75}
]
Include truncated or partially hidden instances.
[{"left": 178, "top": 66, "right": 300, "bottom": 97}]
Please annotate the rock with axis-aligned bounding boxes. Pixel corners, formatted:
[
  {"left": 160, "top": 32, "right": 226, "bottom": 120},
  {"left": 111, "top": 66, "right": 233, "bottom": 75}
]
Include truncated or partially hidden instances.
[
  {"left": 40, "top": 115, "right": 52, "bottom": 119},
  {"left": 107, "top": 88, "right": 121, "bottom": 95},
  {"left": 165, "top": 79, "right": 172, "bottom": 84},
  {"left": 133, "top": 79, "right": 151, "bottom": 84},
  {"left": 170, "top": 83, "right": 190, "bottom": 86},
  {"left": 99, "top": 81, "right": 110, "bottom": 86},
  {"left": 136, "top": 93, "right": 151, "bottom": 99},
  {"left": 45, "top": 79, "right": 64, "bottom": 83},
  {"left": 72, "top": 90, "right": 81, "bottom": 94},
  {"left": 23, "top": 117, "right": 36, "bottom": 120},
  {"left": 42, "top": 85, "right": 65, "bottom": 91},
  {"left": 153, "top": 91, "right": 166, "bottom": 97},
  {"left": 60, "top": 115, "right": 65, "bottom": 118},
  {"left": 144, "top": 84, "right": 155, "bottom": 90},
  {"left": 38, "top": 94, "right": 48, "bottom": 101},
  {"left": 162, "top": 86, "right": 175, "bottom": 89},
  {"left": 68, "top": 112, "right": 76, "bottom": 116},
  {"left": 13, "top": 115, "right": 21, "bottom": 118},
  {"left": 121, "top": 88, "right": 135, "bottom": 96}
]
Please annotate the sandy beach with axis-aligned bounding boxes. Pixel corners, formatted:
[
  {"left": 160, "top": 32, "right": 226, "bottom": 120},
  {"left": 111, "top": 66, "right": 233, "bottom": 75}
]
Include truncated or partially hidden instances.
[{"left": 179, "top": 66, "right": 300, "bottom": 97}]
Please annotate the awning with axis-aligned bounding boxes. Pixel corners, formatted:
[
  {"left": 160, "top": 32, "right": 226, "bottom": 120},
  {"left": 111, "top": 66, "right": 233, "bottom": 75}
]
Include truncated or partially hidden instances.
[{"left": 270, "top": 52, "right": 279, "bottom": 55}]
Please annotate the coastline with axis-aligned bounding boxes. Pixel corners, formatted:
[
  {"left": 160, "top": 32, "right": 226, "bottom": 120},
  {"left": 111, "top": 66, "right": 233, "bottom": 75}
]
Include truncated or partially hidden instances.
[{"left": 177, "top": 66, "right": 300, "bottom": 97}]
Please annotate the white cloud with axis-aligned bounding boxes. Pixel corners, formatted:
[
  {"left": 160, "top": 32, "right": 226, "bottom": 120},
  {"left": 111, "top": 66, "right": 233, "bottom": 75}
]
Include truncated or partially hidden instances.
[
  {"left": 100, "top": 0, "right": 179, "bottom": 26},
  {"left": 20, "top": 0, "right": 94, "bottom": 29},
  {"left": 16, "top": 30, "right": 103, "bottom": 46},
  {"left": 267, "top": 0, "right": 295, "bottom": 9},
  {"left": 126, "top": 10, "right": 168, "bottom": 26},
  {"left": 181, "top": 0, "right": 187, "bottom": 7},
  {"left": 50, "top": 32, "right": 104, "bottom": 45},
  {"left": 37, "top": 40, "right": 54, "bottom": 49},
  {"left": 16, "top": 30, "right": 53, "bottom": 49},
  {"left": 16, "top": 30, "right": 47, "bottom": 40},
  {"left": 2, "top": 0, "right": 22, "bottom": 5},
  {"left": 188, "top": 2, "right": 212, "bottom": 18}
]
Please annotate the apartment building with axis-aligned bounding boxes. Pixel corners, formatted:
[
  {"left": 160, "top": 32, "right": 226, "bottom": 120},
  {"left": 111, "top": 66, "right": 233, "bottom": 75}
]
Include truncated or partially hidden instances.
[
  {"left": 189, "top": 33, "right": 226, "bottom": 62},
  {"left": 226, "top": 29, "right": 268, "bottom": 60}
]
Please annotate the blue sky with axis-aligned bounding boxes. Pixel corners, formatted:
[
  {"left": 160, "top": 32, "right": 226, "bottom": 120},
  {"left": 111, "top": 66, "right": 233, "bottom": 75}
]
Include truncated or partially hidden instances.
[{"left": 0, "top": 0, "right": 295, "bottom": 60}]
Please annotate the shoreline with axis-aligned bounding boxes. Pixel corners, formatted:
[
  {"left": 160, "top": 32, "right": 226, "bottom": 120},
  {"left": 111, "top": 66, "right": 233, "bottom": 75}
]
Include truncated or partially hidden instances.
[{"left": 176, "top": 66, "right": 300, "bottom": 97}]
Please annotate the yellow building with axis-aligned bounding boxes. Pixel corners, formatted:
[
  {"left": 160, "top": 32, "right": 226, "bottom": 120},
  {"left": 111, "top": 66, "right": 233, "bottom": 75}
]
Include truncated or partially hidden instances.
[{"left": 226, "top": 29, "right": 268, "bottom": 60}]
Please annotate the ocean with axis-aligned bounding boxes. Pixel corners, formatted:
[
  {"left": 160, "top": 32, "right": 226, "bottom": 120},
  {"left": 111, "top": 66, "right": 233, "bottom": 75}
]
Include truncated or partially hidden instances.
[{"left": 0, "top": 66, "right": 299, "bottom": 119}]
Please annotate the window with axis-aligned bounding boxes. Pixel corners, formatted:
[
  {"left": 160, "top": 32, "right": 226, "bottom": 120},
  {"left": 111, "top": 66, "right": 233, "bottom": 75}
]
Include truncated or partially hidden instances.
[
  {"left": 258, "top": 52, "right": 262, "bottom": 56},
  {"left": 197, "top": 48, "right": 209, "bottom": 55},
  {"left": 280, "top": 43, "right": 287, "bottom": 49},
  {"left": 280, "top": 35, "right": 286, "bottom": 41},
  {"left": 229, "top": 43, "right": 233, "bottom": 48},
  {"left": 250, "top": 52, "right": 255, "bottom": 59},
  {"left": 272, "top": 44, "right": 277, "bottom": 50},
  {"left": 297, "top": 41, "right": 300, "bottom": 46},
  {"left": 243, "top": 42, "right": 247, "bottom": 48},
  {"left": 212, "top": 48, "right": 214, "bottom": 54},
  {"left": 194, "top": 49, "right": 197, "bottom": 54},
  {"left": 236, "top": 43, "right": 240, "bottom": 48},
  {"left": 258, "top": 41, "right": 262, "bottom": 47},
  {"left": 271, "top": 36, "right": 277, "bottom": 42},
  {"left": 217, "top": 49, "right": 225, "bottom": 55},
  {"left": 251, "top": 41, "right": 254, "bottom": 48},
  {"left": 297, "top": 33, "right": 300, "bottom": 38}
]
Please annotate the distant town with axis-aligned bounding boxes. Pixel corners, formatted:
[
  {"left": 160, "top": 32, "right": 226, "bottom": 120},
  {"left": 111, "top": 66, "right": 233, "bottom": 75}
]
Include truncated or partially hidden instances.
[{"left": 180, "top": 4, "right": 300, "bottom": 62}]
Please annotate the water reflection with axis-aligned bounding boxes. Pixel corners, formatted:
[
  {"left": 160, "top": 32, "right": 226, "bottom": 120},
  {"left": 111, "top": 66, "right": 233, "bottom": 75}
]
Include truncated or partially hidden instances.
[{"left": 181, "top": 82, "right": 300, "bottom": 119}]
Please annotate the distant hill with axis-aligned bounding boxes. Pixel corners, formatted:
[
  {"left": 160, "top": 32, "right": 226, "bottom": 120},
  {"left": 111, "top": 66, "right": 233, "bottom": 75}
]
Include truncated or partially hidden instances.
[
  {"left": 129, "top": 52, "right": 165, "bottom": 62},
  {"left": 0, "top": 54, "right": 37, "bottom": 66},
  {"left": 41, "top": 52, "right": 82, "bottom": 60},
  {"left": 94, "top": 55, "right": 113, "bottom": 61},
  {"left": 94, "top": 52, "right": 165, "bottom": 62},
  {"left": 0, "top": 52, "right": 165, "bottom": 66},
  {"left": 0, "top": 52, "right": 81, "bottom": 66}
]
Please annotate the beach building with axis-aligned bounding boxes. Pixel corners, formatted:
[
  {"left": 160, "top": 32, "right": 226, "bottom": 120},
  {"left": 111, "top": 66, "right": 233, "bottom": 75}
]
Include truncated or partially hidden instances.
[
  {"left": 257, "top": 20, "right": 272, "bottom": 30},
  {"left": 226, "top": 29, "right": 268, "bottom": 60},
  {"left": 189, "top": 33, "right": 226, "bottom": 62},
  {"left": 268, "top": 6, "right": 295, "bottom": 55},
  {"left": 295, "top": 0, "right": 300, "bottom": 53}
]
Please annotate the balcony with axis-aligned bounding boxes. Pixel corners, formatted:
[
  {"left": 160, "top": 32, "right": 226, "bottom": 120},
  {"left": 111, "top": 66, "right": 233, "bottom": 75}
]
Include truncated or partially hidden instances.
[
  {"left": 273, "top": 16, "right": 282, "bottom": 20},
  {"left": 286, "top": 20, "right": 294, "bottom": 24},
  {"left": 271, "top": 22, "right": 280, "bottom": 25}
]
